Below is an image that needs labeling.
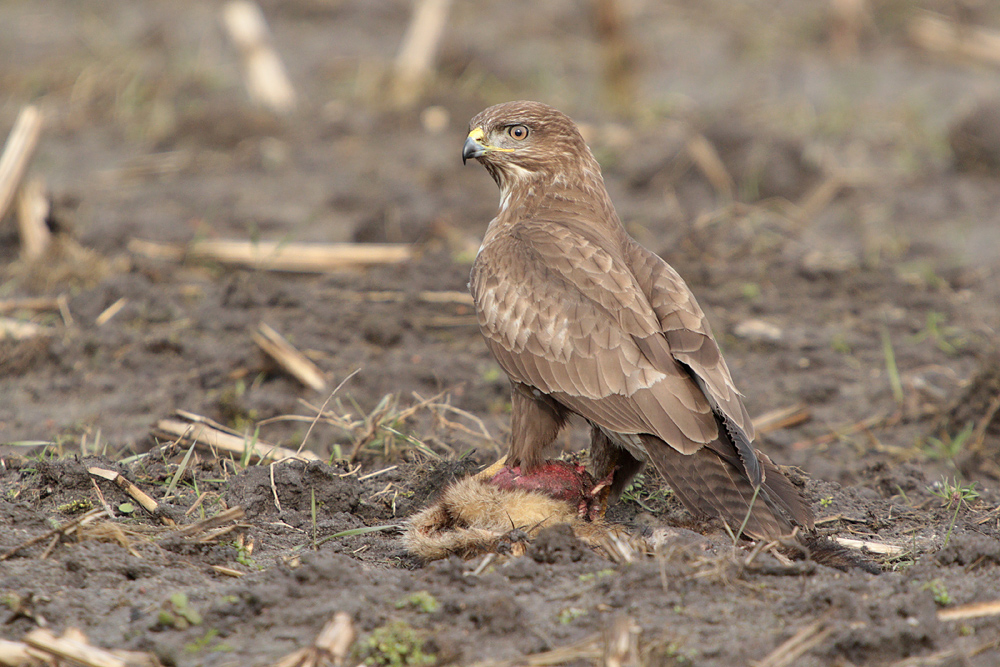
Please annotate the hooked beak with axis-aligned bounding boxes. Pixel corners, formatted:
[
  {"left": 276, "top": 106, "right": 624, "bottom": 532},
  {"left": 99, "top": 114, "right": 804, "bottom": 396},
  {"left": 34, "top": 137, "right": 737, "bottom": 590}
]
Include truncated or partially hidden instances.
[{"left": 462, "top": 127, "right": 488, "bottom": 165}]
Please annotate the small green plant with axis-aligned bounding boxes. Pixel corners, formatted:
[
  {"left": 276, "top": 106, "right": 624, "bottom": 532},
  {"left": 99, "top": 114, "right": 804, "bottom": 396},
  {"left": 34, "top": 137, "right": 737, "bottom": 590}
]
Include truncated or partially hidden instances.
[
  {"left": 916, "top": 264, "right": 947, "bottom": 290},
  {"left": 353, "top": 621, "right": 435, "bottom": 667},
  {"left": 884, "top": 556, "right": 915, "bottom": 572},
  {"left": 219, "top": 380, "right": 260, "bottom": 435},
  {"left": 578, "top": 568, "right": 615, "bottom": 582},
  {"left": 880, "top": 323, "right": 904, "bottom": 405},
  {"left": 233, "top": 542, "right": 260, "bottom": 570},
  {"left": 620, "top": 473, "right": 671, "bottom": 512},
  {"left": 184, "top": 628, "right": 232, "bottom": 653},
  {"left": 881, "top": 528, "right": 920, "bottom": 572},
  {"left": 158, "top": 593, "right": 202, "bottom": 630},
  {"left": 189, "top": 477, "right": 206, "bottom": 519},
  {"left": 645, "top": 636, "right": 697, "bottom": 664},
  {"left": 164, "top": 442, "right": 197, "bottom": 500},
  {"left": 923, "top": 421, "right": 974, "bottom": 464},
  {"left": 239, "top": 427, "right": 262, "bottom": 468},
  {"left": 929, "top": 477, "right": 979, "bottom": 549},
  {"left": 907, "top": 311, "right": 964, "bottom": 355},
  {"left": 819, "top": 496, "right": 833, "bottom": 508},
  {"left": 726, "top": 484, "right": 761, "bottom": 545},
  {"left": 332, "top": 393, "right": 445, "bottom": 463},
  {"left": 740, "top": 282, "right": 761, "bottom": 301},
  {"left": 394, "top": 591, "right": 440, "bottom": 614},
  {"left": 830, "top": 332, "right": 852, "bottom": 355},
  {"left": 557, "top": 607, "right": 587, "bottom": 625},
  {"left": 315, "top": 524, "right": 402, "bottom": 548},
  {"left": 921, "top": 579, "right": 952, "bottom": 606}
]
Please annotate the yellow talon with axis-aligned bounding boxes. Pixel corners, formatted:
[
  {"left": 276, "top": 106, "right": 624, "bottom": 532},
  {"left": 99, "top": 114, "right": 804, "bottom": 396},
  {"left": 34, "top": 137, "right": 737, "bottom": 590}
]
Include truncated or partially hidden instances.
[{"left": 475, "top": 455, "right": 508, "bottom": 480}]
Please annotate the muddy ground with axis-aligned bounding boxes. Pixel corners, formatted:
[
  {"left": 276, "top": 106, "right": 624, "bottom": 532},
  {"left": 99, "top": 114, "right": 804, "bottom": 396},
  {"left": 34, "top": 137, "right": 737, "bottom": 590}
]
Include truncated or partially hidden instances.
[{"left": 3, "top": 1, "right": 1000, "bottom": 665}]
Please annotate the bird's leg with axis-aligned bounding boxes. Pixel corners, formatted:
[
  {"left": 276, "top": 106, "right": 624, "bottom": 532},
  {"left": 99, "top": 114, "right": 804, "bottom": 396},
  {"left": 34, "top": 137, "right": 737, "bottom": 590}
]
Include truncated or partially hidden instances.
[
  {"left": 507, "top": 384, "right": 567, "bottom": 470},
  {"left": 481, "top": 385, "right": 608, "bottom": 518},
  {"left": 479, "top": 385, "right": 614, "bottom": 520},
  {"left": 590, "top": 426, "right": 645, "bottom": 504}
]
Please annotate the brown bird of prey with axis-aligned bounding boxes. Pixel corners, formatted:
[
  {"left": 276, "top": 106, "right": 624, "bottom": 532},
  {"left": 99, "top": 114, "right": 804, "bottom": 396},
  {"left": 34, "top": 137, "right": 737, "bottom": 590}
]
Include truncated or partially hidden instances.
[{"left": 462, "top": 101, "right": 813, "bottom": 539}]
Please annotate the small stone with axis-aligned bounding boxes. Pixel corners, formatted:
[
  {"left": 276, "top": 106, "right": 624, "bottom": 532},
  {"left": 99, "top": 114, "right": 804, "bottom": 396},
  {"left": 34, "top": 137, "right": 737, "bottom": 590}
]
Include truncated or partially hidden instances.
[
  {"left": 800, "top": 249, "right": 859, "bottom": 278},
  {"left": 421, "top": 106, "right": 450, "bottom": 134},
  {"left": 362, "top": 315, "right": 402, "bottom": 347},
  {"left": 733, "top": 319, "right": 783, "bottom": 343}
]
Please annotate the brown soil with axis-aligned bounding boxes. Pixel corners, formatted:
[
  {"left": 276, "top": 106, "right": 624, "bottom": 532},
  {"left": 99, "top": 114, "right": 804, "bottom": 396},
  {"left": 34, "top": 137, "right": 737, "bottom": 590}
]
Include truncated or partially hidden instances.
[{"left": 3, "top": 1, "right": 1000, "bottom": 665}]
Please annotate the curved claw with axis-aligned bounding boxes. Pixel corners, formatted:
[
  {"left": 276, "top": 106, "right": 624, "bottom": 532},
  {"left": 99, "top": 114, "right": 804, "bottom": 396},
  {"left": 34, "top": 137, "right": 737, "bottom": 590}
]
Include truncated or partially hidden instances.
[{"left": 582, "top": 469, "right": 615, "bottom": 521}]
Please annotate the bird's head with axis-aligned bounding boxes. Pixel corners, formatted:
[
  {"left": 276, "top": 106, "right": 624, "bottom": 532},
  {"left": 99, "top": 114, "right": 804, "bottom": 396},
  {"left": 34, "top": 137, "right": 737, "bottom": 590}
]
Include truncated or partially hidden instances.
[{"left": 462, "top": 101, "right": 602, "bottom": 196}]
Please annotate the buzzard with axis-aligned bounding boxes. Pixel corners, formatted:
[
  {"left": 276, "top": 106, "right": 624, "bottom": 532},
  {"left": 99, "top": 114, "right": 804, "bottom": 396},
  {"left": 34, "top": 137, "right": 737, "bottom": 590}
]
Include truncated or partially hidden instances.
[{"left": 463, "top": 101, "right": 813, "bottom": 539}]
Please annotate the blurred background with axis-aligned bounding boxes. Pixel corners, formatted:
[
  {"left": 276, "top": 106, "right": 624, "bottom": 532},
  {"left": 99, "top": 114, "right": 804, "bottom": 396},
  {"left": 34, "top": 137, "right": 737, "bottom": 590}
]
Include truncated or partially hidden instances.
[{"left": 1, "top": 0, "right": 999, "bottom": 489}]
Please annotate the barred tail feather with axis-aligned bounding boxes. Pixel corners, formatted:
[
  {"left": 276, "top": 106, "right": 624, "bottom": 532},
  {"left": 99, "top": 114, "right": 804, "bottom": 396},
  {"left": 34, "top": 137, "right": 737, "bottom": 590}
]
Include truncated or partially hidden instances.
[{"left": 640, "top": 435, "right": 812, "bottom": 540}]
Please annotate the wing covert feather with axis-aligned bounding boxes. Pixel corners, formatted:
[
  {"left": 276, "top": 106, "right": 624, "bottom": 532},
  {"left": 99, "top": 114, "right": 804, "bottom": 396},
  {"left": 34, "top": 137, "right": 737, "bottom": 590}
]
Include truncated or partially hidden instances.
[
  {"left": 471, "top": 221, "right": 719, "bottom": 451},
  {"left": 625, "top": 238, "right": 755, "bottom": 440}
]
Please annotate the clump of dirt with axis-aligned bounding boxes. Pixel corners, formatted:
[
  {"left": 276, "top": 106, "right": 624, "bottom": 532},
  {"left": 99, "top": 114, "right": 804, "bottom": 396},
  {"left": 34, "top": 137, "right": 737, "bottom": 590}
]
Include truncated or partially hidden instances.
[
  {"left": 225, "top": 460, "right": 362, "bottom": 519},
  {"left": 527, "top": 523, "right": 596, "bottom": 564},
  {"left": 404, "top": 457, "right": 482, "bottom": 508},
  {"left": 949, "top": 97, "right": 1000, "bottom": 174},
  {"left": 705, "top": 120, "right": 822, "bottom": 201},
  {"left": 931, "top": 351, "right": 1000, "bottom": 480},
  {"left": 0, "top": 337, "right": 54, "bottom": 377},
  {"left": 823, "top": 581, "right": 942, "bottom": 663},
  {"left": 935, "top": 532, "right": 1000, "bottom": 568}
]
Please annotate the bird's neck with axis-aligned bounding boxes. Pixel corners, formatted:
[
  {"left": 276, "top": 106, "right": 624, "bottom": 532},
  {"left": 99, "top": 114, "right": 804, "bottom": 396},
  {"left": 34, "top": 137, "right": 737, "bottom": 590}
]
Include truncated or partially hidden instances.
[{"left": 488, "top": 162, "right": 623, "bottom": 237}]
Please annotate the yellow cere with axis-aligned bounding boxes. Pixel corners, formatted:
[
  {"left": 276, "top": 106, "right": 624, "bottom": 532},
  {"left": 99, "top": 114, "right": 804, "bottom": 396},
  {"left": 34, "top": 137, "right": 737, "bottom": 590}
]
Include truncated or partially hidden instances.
[{"left": 467, "top": 126, "right": 514, "bottom": 153}]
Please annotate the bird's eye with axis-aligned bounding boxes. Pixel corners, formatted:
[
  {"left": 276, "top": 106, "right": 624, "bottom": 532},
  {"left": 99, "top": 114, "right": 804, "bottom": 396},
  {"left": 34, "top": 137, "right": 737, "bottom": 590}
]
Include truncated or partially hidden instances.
[{"left": 507, "top": 125, "right": 529, "bottom": 141}]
